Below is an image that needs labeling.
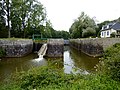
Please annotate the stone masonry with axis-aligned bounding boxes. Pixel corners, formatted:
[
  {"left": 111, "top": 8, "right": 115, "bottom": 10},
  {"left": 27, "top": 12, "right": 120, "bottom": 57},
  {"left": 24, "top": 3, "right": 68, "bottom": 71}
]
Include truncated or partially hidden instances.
[
  {"left": 70, "top": 38, "right": 120, "bottom": 57},
  {"left": 0, "top": 39, "right": 33, "bottom": 57},
  {"left": 46, "top": 39, "right": 64, "bottom": 57}
]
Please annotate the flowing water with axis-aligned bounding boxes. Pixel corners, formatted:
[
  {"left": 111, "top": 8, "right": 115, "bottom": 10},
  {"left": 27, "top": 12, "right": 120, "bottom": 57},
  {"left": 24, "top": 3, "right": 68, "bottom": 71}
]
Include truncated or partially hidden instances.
[{"left": 0, "top": 46, "right": 99, "bottom": 83}]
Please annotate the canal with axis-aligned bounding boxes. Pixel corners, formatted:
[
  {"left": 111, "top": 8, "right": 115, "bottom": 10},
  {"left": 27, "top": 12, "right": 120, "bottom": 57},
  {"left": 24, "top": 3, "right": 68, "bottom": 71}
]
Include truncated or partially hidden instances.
[{"left": 0, "top": 46, "right": 99, "bottom": 83}]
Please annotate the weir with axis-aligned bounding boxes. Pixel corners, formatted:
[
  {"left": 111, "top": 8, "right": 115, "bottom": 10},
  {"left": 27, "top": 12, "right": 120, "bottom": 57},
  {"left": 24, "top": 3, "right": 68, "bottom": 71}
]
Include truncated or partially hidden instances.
[
  {"left": 34, "top": 43, "right": 47, "bottom": 62},
  {"left": 38, "top": 43, "right": 47, "bottom": 58},
  {"left": 34, "top": 39, "right": 64, "bottom": 58}
]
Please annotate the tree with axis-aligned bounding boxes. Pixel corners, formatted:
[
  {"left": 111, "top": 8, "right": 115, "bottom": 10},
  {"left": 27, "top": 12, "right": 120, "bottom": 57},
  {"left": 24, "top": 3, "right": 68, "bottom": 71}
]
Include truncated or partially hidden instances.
[
  {"left": 0, "top": 0, "right": 6, "bottom": 26},
  {"left": 0, "top": 0, "right": 11, "bottom": 38},
  {"left": 82, "top": 27, "right": 96, "bottom": 38},
  {"left": 43, "top": 20, "right": 53, "bottom": 38},
  {"left": 6, "top": 0, "right": 10, "bottom": 38},
  {"left": 10, "top": 0, "right": 46, "bottom": 38},
  {"left": 69, "top": 12, "right": 96, "bottom": 38},
  {"left": 0, "top": 0, "right": 8, "bottom": 37}
]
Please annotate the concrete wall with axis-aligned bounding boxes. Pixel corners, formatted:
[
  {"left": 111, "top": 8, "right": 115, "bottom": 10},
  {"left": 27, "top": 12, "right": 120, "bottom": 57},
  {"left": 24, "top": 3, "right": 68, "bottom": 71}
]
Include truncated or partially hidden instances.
[
  {"left": 0, "top": 39, "right": 33, "bottom": 57},
  {"left": 46, "top": 39, "right": 64, "bottom": 57},
  {"left": 70, "top": 38, "right": 120, "bottom": 57},
  {"left": 33, "top": 42, "right": 43, "bottom": 52}
]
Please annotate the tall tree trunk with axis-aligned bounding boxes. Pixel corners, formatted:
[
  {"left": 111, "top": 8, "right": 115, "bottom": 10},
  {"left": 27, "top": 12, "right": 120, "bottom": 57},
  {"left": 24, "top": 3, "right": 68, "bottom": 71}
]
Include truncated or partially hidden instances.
[
  {"left": 22, "top": 17, "right": 25, "bottom": 38},
  {"left": 6, "top": 0, "right": 10, "bottom": 38}
]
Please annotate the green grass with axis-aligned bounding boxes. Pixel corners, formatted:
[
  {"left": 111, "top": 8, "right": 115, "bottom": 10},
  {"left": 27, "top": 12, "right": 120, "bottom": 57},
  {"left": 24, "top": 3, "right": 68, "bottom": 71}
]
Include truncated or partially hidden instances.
[
  {"left": 0, "top": 38, "right": 31, "bottom": 40},
  {"left": 33, "top": 39, "right": 47, "bottom": 43}
]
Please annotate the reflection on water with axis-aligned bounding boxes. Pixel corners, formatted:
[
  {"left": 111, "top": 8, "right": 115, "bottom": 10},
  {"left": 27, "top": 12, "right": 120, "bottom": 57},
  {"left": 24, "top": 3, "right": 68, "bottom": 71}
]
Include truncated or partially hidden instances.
[
  {"left": 0, "top": 46, "right": 99, "bottom": 83},
  {"left": 64, "top": 46, "right": 99, "bottom": 74}
]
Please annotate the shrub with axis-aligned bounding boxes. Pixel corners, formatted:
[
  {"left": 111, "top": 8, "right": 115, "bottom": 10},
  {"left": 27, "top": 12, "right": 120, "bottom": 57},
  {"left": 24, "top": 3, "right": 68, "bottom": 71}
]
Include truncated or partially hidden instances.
[
  {"left": 98, "top": 43, "right": 120, "bottom": 81},
  {"left": 0, "top": 47, "right": 6, "bottom": 57},
  {"left": 110, "top": 32, "right": 116, "bottom": 38},
  {"left": 1, "top": 66, "right": 120, "bottom": 90},
  {"left": 82, "top": 27, "right": 96, "bottom": 38}
]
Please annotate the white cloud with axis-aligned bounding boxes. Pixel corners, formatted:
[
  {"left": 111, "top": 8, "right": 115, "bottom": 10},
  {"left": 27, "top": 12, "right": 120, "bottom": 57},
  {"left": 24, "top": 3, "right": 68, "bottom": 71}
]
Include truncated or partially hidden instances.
[{"left": 39, "top": 0, "right": 120, "bottom": 31}]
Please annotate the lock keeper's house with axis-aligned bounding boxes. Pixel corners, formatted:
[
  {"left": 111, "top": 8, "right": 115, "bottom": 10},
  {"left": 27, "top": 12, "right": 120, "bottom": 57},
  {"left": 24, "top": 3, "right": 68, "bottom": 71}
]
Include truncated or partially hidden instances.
[{"left": 100, "top": 22, "right": 120, "bottom": 38}]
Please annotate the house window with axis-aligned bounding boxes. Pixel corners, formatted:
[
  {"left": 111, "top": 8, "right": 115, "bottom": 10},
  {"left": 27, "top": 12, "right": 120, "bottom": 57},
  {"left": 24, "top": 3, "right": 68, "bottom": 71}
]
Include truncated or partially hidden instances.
[
  {"left": 102, "top": 32, "right": 104, "bottom": 36},
  {"left": 107, "top": 31, "right": 109, "bottom": 36},
  {"left": 109, "top": 25, "right": 112, "bottom": 28},
  {"left": 104, "top": 26, "right": 107, "bottom": 29}
]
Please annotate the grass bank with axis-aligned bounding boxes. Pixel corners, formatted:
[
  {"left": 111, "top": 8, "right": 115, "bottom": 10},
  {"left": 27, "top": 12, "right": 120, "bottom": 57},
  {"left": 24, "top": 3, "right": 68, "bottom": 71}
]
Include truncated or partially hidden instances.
[
  {"left": 0, "top": 38, "right": 31, "bottom": 40},
  {"left": 0, "top": 66, "right": 120, "bottom": 90}
]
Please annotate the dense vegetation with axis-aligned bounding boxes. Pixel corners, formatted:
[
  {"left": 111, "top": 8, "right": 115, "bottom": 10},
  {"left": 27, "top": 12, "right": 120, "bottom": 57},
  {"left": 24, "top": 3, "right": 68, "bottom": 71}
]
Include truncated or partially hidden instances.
[
  {"left": 0, "top": 47, "right": 6, "bottom": 57},
  {"left": 1, "top": 44, "right": 120, "bottom": 90},
  {"left": 1, "top": 66, "right": 120, "bottom": 90},
  {"left": 98, "top": 43, "right": 120, "bottom": 81},
  {"left": 69, "top": 12, "right": 97, "bottom": 38},
  {"left": 0, "top": 0, "right": 70, "bottom": 39}
]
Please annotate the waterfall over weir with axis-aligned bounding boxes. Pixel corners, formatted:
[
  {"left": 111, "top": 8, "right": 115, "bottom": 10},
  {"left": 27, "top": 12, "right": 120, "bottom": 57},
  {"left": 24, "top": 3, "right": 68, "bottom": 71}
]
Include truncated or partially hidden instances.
[{"left": 34, "top": 44, "right": 47, "bottom": 62}]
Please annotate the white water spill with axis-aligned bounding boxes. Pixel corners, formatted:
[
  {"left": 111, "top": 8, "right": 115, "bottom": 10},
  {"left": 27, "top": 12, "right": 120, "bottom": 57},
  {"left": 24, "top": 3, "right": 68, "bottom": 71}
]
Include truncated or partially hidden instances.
[
  {"left": 33, "top": 57, "right": 43, "bottom": 62},
  {"left": 38, "top": 44, "right": 47, "bottom": 57},
  {"left": 32, "top": 44, "right": 47, "bottom": 62},
  {"left": 31, "top": 56, "right": 47, "bottom": 66}
]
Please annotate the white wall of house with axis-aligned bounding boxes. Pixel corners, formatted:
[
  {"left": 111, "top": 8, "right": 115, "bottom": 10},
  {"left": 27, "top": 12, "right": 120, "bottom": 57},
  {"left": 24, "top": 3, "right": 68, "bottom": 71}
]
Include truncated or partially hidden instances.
[{"left": 100, "top": 29, "right": 116, "bottom": 38}]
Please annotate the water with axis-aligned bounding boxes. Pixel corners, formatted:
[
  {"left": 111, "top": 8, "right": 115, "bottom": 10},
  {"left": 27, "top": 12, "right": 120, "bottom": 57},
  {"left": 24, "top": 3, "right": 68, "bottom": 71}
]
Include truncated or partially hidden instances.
[
  {"left": 0, "top": 46, "right": 99, "bottom": 83},
  {"left": 64, "top": 46, "right": 99, "bottom": 74}
]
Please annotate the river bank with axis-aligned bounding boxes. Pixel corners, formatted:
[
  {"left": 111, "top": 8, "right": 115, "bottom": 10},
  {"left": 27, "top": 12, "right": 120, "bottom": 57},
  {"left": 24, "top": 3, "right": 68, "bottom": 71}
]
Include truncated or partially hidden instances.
[
  {"left": 0, "top": 38, "right": 120, "bottom": 89},
  {"left": 1, "top": 44, "right": 120, "bottom": 90},
  {"left": 1, "top": 65, "right": 120, "bottom": 90}
]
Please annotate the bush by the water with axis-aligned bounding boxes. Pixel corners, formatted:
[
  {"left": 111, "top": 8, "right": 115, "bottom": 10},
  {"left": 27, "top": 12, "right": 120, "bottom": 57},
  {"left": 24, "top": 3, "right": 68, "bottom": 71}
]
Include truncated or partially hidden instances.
[
  {"left": 0, "top": 47, "right": 6, "bottom": 57},
  {"left": 99, "top": 43, "right": 120, "bottom": 81},
  {"left": 1, "top": 65, "right": 120, "bottom": 90}
]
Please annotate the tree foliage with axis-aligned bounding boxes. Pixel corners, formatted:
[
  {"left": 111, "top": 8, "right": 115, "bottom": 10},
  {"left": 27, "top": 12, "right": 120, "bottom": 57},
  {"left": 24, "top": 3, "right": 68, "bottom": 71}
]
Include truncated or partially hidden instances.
[
  {"left": 0, "top": 0, "right": 8, "bottom": 37},
  {"left": 10, "top": 0, "right": 46, "bottom": 38},
  {"left": 0, "top": 0, "right": 11, "bottom": 38},
  {"left": 0, "top": 0, "right": 70, "bottom": 39},
  {"left": 69, "top": 12, "right": 96, "bottom": 38},
  {"left": 0, "top": 0, "right": 47, "bottom": 38},
  {"left": 82, "top": 27, "right": 96, "bottom": 38},
  {"left": 41, "top": 20, "right": 70, "bottom": 39}
]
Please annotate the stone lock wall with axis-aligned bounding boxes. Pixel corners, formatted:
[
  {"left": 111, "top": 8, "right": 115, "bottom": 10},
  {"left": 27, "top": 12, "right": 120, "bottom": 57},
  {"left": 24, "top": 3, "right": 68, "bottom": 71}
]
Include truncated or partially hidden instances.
[
  {"left": 0, "top": 39, "right": 33, "bottom": 57},
  {"left": 46, "top": 39, "right": 64, "bottom": 57},
  {"left": 33, "top": 42, "right": 43, "bottom": 52},
  {"left": 70, "top": 38, "right": 120, "bottom": 57}
]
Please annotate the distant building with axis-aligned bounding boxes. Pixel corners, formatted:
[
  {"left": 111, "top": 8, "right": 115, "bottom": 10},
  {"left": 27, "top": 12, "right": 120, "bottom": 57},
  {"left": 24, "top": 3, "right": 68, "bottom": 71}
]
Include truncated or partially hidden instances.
[{"left": 100, "top": 22, "right": 120, "bottom": 38}]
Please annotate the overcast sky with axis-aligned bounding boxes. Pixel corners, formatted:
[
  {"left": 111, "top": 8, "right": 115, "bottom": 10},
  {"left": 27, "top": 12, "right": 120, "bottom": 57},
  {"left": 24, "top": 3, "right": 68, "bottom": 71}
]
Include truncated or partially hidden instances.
[{"left": 39, "top": 0, "right": 120, "bottom": 31}]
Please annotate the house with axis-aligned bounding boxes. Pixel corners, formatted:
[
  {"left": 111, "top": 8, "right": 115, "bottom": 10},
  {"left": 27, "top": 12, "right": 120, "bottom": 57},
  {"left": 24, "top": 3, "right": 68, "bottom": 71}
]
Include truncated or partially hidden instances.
[{"left": 100, "top": 22, "right": 120, "bottom": 38}]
